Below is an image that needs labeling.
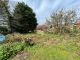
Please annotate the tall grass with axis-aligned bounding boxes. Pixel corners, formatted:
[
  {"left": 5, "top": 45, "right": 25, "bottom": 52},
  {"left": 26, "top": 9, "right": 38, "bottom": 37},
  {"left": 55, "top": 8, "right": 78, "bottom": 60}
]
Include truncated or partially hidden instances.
[{"left": 1, "top": 32, "right": 80, "bottom": 60}]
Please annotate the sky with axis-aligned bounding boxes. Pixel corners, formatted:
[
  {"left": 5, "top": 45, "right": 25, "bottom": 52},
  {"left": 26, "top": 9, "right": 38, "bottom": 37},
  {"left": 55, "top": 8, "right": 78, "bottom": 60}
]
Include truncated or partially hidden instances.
[{"left": 10, "top": 0, "right": 80, "bottom": 25}]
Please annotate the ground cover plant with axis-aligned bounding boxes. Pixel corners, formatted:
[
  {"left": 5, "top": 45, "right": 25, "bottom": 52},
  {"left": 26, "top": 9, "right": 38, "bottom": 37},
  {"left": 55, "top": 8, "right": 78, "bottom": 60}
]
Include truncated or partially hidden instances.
[{"left": 0, "top": 42, "right": 27, "bottom": 60}]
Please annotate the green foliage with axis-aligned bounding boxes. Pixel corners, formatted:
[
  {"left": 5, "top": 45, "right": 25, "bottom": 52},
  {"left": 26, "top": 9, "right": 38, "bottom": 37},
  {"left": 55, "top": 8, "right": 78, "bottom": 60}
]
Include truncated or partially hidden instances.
[
  {"left": 0, "top": 26, "right": 9, "bottom": 35},
  {"left": 0, "top": 0, "right": 11, "bottom": 34},
  {"left": 10, "top": 2, "right": 37, "bottom": 33},
  {"left": 0, "top": 42, "right": 26, "bottom": 60},
  {"left": 0, "top": 0, "right": 8, "bottom": 8}
]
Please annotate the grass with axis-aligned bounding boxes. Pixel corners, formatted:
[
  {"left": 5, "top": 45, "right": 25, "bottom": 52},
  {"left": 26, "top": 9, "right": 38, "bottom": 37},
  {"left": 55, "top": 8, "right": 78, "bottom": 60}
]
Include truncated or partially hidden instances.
[
  {"left": 0, "top": 32, "right": 80, "bottom": 60},
  {"left": 26, "top": 44, "right": 80, "bottom": 60},
  {"left": 24, "top": 34, "right": 80, "bottom": 60},
  {"left": 23, "top": 32, "right": 80, "bottom": 60}
]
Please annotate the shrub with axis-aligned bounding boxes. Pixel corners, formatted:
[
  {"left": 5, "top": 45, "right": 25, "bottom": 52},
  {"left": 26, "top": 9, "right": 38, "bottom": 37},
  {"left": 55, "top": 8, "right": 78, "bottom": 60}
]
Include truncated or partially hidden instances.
[
  {"left": 4, "top": 33, "right": 35, "bottom": 46},
  {"left": 0, "top": 27, "right": 9, "bottom": 35},
  {"left": 46, "top": 10, "right": 78, "bottom": 34},
  {"left": 0, "top": 42, "right": 26, "bottom": 60}
]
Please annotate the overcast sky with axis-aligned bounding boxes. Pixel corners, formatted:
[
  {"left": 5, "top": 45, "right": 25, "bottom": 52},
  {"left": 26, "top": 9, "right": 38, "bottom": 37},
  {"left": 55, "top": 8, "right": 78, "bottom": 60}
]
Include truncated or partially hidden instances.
[{"left": 10, "top": 0, "right": 80, "bottom": 25}]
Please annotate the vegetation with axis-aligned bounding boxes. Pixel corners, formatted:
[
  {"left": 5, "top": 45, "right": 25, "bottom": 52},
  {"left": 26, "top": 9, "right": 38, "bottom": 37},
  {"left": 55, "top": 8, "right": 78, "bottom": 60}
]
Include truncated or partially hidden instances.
[
  {"left": 0, "top": 26, "right": 9, "bottom": 35},
  {"left": 0, "top": 0, "right": 12, "bottom": 34},
  {"left": 0, "top": 32, "right": 79, "bottom": 60},
  {"left": 46, "top": 10, "right": 78, "bottom": 34},
  {"left": 0, "top": 0, "right": 80, "bottom": 60},
  {"left": 0, "top": 1, "right": 37, "bottom": 34},
  {"left": 10, "top": 2, "right": 37, "bottom": 33},
  {"left": 0, "top": 0, "right": 10, "bottom": 34},
  {"left": 0, "top": 42, "right": 26, "bottom": 60}
]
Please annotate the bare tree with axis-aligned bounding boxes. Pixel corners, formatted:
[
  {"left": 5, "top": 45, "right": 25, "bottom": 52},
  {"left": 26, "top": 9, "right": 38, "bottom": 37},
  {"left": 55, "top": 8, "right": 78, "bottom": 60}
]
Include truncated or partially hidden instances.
[{"left": 46, "top": 9, "right": 78, "bottom": 34}]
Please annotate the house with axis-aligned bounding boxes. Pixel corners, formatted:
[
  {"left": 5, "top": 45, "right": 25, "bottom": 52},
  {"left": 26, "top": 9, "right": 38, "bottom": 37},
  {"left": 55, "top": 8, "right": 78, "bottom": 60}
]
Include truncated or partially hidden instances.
[
  {"left": 74, "top": 20, "right": 80, "bottom": 29},
  {"left": 36, "top": 24, "right": 48, "bottom": 31}
]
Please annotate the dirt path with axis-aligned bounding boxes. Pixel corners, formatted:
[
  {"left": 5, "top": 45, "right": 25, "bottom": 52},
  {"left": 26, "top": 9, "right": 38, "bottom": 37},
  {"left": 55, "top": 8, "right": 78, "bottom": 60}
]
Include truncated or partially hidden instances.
[{"left": 10, "top": 51, "right": 29, "bottom": 60}]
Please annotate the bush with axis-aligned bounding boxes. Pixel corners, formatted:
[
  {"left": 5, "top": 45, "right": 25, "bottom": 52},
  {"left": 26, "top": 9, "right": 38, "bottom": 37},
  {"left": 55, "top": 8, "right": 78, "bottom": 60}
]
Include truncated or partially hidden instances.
[
  {"left": 0, "top": 27, "right": 9, "bottom": 35},
  {"left": 0, "top": 42, "right": 26, "bottom": 60},
  {"left": 46, "top": 10, "right": 78, "bottom": 34},
  {"left": 5, "top": 33, "right": 34, "bottom": 44},
  {"left": 44, "top": 28, "right": 54, "bottom": 34}
]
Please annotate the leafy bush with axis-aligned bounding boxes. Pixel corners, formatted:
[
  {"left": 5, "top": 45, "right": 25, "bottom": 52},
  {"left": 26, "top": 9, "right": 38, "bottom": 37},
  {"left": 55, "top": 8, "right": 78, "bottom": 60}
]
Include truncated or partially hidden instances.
[{"left": 0, "top": 42, "right": 26, "bottom": 60}]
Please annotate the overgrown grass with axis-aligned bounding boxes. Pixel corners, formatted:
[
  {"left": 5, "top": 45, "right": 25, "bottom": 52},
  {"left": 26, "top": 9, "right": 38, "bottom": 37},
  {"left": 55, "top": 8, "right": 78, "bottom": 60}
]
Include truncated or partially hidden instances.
[
  {"left": 24, "top": 32, "right": 80, "bottom": 60},
  {"left": 26, "top": 44, "right": 80, "bottom": 60},
  {"left": 0, "top": 32, "right": 80, "bottom": 60}
]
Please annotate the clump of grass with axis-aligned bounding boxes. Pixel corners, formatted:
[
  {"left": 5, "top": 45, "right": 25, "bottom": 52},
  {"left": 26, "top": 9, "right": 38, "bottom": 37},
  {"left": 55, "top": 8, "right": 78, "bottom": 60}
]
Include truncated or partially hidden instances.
[
  {"left": 5, "top": 33, "right": 34, "bottom": 43},
  {"left": 5, "top": 33, "right": 26, "bottom": 42}
]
